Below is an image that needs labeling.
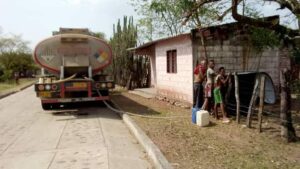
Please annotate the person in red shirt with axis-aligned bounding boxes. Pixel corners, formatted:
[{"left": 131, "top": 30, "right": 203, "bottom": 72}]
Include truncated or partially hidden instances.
[{"left": 193, "top": 60, "right": 207, "bottom": 108}]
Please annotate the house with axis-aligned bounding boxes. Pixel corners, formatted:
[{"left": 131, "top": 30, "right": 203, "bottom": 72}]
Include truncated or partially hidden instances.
[{"left": 130, "top": 23, "right": 293, "bottom": 104}]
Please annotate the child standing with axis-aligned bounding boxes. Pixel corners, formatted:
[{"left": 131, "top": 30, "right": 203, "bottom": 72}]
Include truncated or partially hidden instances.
[{"left": 214, "top": 75, "right": 230, "bottom": 123}]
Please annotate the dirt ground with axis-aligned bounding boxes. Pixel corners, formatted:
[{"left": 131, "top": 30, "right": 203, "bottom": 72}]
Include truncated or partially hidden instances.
[{"left": 111, "top": 91, "right": 300, "bottom": 169}]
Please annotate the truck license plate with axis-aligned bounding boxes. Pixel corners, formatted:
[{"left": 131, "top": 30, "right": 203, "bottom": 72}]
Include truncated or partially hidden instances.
[
  {"left": 73, "top": 82, "right": 87, "bottom": 88},
  {"left": 39, "top": 91, "right": 51, "bottom": 98}
]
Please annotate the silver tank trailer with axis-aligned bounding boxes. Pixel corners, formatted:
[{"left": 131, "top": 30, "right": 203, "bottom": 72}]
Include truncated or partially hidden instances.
[{"left": 33, "top": 31, "right": 112, "bottom": 76}]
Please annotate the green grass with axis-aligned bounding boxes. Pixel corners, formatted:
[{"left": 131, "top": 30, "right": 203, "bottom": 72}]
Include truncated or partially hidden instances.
[{"left": 0, "top": 78, "right": 36, "bottom": 93}]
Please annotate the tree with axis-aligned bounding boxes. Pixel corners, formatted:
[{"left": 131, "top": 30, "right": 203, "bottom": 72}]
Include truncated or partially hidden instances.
[
  {"left": 0, "top": 34, "right": 30, "bottom": 54},
  {"left": 110, "top": 16, "right": 135, "bottom": 87},
  {"left": 93, "top": 32, "right": 106, "bottom": 41},
  {"left": 110, "top": 16, "right": 150, "bottom": 89},
  {"left": 182, "top": 0, "right": 300, "bottom": 29},
  {"left": 0, "top": 33, "right": 35, "bottom": 81},
  {"left": 131, "top": 0, "right": 240, "bottom": 42},
  {"left": 131, "top": 0, "right": 221, "bottom": 42}
]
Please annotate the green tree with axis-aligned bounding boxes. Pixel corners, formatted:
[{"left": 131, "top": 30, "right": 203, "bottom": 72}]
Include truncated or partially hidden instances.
[
  {"left": 0, "top": 33, "right": 36, "bottom": 81},
  {"left": 131, "top": 0, "right": 227, "bottom": 42},
  {"left": 0, "top": 34, "right": 30, "bottom": 53},
  {"left": 110, "top": 16, "right": 149, "bottom": 89},
  {"left": 93, "top": 32, "right": 106, "bottom": 41}
]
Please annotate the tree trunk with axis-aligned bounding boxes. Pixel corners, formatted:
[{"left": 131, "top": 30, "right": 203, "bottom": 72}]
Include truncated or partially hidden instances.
[{"left": 280, "top": 70, "right": 297, "bottom": 142}]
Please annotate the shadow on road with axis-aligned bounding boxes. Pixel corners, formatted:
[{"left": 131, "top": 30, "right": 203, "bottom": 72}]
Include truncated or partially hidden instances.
[
  {"left": 43, "top": 101, "right": 121, "bottom": 121},
  {"left": 111, "top": 94, "right": 162, "bottom": 116}
]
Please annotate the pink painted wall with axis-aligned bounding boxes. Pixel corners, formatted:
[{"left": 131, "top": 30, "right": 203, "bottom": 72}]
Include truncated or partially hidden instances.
[{"left": 154, "top": 35, "right": 193, "bottom": 103}]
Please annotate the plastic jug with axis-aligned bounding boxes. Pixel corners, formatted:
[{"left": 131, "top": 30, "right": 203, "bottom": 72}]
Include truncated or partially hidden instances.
[
  {"left": 191, "top": 108, "right": 199, "bottom": 124},
  {"left": 196, "top": 110, "right": 210, "bottom": 127}
]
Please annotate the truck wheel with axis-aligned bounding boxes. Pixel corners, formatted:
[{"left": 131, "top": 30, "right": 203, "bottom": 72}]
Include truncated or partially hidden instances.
[{"left": 42, "top": 103, "right": 53, "bottom": 110}]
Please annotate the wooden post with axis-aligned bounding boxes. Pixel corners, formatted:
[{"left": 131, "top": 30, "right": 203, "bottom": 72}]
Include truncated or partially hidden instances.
[
  {"left": 234, "top": 72, "right": 240, "bottom": 123},
  {"left": 258, "top": 75, "right": 265, "bottom": 133},
  {"left": 281, "top": 70, "right": 289, "bottom": 140},
  {"left": 246, "top": 74, "right": 259, "bottom": 128}
]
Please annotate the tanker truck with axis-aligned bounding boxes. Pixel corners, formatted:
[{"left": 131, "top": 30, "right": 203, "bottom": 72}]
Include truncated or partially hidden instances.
[{"left": 33, "top": 28, "right": 114, "bottom": 110}]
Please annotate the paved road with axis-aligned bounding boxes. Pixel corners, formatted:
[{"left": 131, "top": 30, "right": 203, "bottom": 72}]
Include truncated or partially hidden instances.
[{"left": 0, "top": 87, "right": 152, "bottom": 169}]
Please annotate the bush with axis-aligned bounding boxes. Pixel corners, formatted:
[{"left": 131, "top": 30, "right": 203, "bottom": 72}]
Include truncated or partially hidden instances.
[
  {"left": 0, "top": 68, "right": 3, "bottom": 77},
  {"left": 0, "top": 69, "right": 13, "bottom": 82}
]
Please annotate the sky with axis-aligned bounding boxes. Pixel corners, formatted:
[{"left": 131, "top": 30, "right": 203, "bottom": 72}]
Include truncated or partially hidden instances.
[
  {"left": 0, "top": 0, "right": 137, "bottom": 49},
  {"left": 0, "top": 0, "right": 298, "bottom": 50}
]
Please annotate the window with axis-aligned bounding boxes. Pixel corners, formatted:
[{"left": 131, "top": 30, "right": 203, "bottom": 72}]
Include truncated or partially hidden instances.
[{"left": 166, "top": 50, "right": 177, "bottom": 73}]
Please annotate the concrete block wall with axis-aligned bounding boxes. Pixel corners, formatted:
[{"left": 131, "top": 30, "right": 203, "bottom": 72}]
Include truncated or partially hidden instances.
[
  {"left": 155, "top": 35, "right": 193, "bottom": 103},
  {"left": 196, "top": 39, "right": 284, "bottom": 87}
]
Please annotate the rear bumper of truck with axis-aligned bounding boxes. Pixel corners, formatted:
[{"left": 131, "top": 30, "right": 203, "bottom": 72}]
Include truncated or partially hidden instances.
[{"left": 41, "top": 96, "right": 109, "bottom": 104}]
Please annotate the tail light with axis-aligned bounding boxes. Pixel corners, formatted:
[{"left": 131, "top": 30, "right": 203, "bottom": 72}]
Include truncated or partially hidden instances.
[
  {"left": 107, "top": 83, "right": 113, "bottom": 88},
  {"left": 51, "top": 84, "right": 58, "bottom": 90},
  {"left": 38, "top": 85, "right": 45, "bottom": 91},
  {"left": 95, "top": 83, "right": 101, "bottom": 89},
  {"left": 101, "top": 83, "right": 106, "bottom": 88},
  {"left": 45, "top": 84, "right": 51, "bottom": 91}
]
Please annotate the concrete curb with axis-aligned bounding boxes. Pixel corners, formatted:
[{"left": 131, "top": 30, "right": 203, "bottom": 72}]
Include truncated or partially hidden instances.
[
  {"left": 0, "top": 81, "right": 35, "bottom": 100},
  {"left": 110, "top": 100, "right": 174, "bottom": 169}
]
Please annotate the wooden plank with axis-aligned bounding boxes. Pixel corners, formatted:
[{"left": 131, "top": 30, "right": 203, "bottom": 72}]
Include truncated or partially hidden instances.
[
  {"left": 258, "top": 75, "right": 265, "bottom": 133},
  {"left": 246, "top": 74, "right": 259, "bottom": 128},
  {"left": 234, "top": 72, "right": 240, "bottom": 123}
]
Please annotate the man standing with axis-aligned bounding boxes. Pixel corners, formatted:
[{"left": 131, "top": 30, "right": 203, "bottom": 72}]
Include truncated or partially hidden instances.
[
  {"left": 193, "top": 60, "right": 207, "bottom": 108},
  {"left": 202, "top": 60, "right": 215, "bottom": 111}
]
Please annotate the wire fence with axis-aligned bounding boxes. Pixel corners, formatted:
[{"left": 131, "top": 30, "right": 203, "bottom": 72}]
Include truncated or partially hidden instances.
[{"left": 226, "top": 102, "right": 300, "bottom": 126}]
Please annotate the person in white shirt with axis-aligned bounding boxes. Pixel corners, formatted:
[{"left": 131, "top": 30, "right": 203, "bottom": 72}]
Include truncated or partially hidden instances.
[{"left": 202, "top": 60, "right": 215, "bottom": 112}]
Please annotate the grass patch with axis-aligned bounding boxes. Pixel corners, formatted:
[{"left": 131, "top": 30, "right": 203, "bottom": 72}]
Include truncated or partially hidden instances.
[
  {"left": 0, "top": 78, "right": 36, "bottom": 94},
  {"left": 112, "top": 92, "right": 300, "bottom": 169}
]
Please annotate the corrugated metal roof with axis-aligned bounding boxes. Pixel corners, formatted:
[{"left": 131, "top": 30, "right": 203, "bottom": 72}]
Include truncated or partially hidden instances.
[
  {"left": 129, "top": 19, "right": 298, "bottom": 52},
  {"left": 128, "top": 33, "right": 190, "bottom": 51}
]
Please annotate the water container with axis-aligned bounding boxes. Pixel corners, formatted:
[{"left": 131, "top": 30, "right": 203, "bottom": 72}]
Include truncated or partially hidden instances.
[
  {"left": 196, "top": 110, "right": 210, "bottom": 127},
  {"left": 191, "top": 108, "right": 199, "bottom": 124}
]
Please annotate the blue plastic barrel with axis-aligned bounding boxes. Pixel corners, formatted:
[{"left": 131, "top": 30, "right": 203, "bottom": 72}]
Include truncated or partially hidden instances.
[{"left": 192, "top": 108, "right": 199, "bottom": 124}]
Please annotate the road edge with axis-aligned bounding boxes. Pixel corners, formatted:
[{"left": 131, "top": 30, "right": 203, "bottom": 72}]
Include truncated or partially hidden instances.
[
  {"left": 0, "top": 81, "right": 35, "bottom": 100},
  {"left": 110, "top": 100, "right": 174, "bottom": 169}
]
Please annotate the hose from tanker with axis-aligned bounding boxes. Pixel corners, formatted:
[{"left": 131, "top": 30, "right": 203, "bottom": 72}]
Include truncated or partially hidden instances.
[
  {"left": 82, "top": 76, "right": 190, "bottom": 119},
  {"left": 51, "top": 74, "right": 94, "bottom": 84},
  {"left": 52, "top": 74, "right": 77, "bottom": 84}
]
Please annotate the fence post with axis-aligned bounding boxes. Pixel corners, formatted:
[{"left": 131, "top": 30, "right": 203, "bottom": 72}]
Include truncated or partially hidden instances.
[
  {"left": 246, "top": 74, "right": 259, "bottom": 128},
  {"left": 234, "top": 72, "right": 240, "bottom": 124},
  {"left": 258, "top": 75, "right": 265, "bottom": 133}
]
